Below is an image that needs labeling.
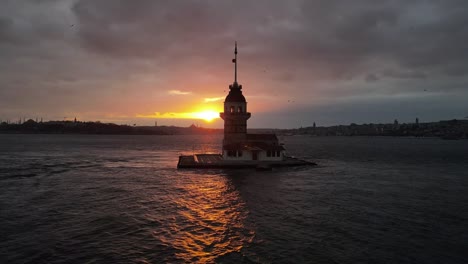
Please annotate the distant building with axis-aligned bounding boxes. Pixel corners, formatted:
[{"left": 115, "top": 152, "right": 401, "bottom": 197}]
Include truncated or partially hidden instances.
[
  {"left": 220, "top": 42, "right": 285, "bottom": 161},
  {"left": 177, "top": 43, "right": 313, "bottom": 169},
  {"left": 393, "top": 119, "right": 400, "bottom": 130}
]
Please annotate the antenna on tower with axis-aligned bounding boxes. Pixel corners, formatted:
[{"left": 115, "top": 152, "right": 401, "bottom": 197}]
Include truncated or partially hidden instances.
[{"left": 232, "top": 41, "right": 238, "bottom": 84}]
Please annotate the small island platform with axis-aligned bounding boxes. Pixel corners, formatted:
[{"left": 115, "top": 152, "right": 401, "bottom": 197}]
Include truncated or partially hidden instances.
[
  {"left": 177, "top": 154, "right": 316, "bottom": 169},
  {"left": 177, "top": 44, "right": 318, "bottom": 170}
]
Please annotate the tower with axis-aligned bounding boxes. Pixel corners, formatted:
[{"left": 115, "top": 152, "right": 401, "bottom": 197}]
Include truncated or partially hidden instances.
[{"left": 220, "top": 42, "right": 251, "bottom": 145}]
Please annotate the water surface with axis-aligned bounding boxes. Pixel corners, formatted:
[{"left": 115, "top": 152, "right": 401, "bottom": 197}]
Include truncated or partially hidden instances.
[{"left": 1, "top": 135, "right": 467, "bottom": 263}]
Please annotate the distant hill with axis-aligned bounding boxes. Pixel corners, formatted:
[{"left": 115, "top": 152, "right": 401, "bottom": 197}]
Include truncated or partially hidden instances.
[
  {"left": 0, "top": 120, "right": 222, "bottom": 135},
  {"left": 277, "top": 119, "right": 468, "bottom": 139},
  {"left": 1, "top": 119, "right": 467, "bottom": 139}
]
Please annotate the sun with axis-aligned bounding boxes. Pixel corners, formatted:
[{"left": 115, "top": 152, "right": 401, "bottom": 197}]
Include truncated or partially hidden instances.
[{"left": 192, "top": 110, "right": 219, "bottom": 122}]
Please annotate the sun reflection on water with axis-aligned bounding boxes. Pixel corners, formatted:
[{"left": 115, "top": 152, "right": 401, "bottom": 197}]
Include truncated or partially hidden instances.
[{"left": 156, "top": 172, "right": 254, "bottom": 263}]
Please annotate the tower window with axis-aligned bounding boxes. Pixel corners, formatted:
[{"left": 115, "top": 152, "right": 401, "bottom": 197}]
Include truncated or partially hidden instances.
[
  {"left": 230, "top": 106, "right": 235, "bottom": 113},
  {"left": 238, "top": 106, "right": 242, "bottom": 113}
]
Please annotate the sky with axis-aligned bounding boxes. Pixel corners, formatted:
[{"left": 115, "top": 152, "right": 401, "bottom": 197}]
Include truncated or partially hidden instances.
[{"left": 1, "top": 0, "right": 467, "bottom": 128}]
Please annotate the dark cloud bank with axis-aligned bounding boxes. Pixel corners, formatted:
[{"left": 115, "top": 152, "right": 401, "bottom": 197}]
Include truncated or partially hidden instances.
[{"left": 1, "top": 0, "right": 467, "bottom": 127}]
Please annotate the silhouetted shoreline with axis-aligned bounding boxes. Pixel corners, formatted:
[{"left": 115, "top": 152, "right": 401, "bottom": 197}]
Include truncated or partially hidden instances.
[
  {"left": 1, "top": 119, "right": 467, "bottom": 139},
  {"left": 0, "top": 120, "right": 221, "bottom": 135},
  {"left": 276, "top": 119, "right": 468, "bottom": 139}
]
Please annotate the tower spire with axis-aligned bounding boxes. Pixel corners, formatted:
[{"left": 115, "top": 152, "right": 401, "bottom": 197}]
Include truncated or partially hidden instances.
[{"left": 233, "top": 41, "right": 238, "bottom": 84}]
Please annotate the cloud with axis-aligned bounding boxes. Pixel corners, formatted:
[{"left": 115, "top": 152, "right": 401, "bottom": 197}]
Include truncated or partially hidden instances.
[
  {"left": 0, "top": 0, "right": 467, "bottom": 126},
  {"left": 168, "top": 90, "right": 192, "bottom": 95},
  {"left": 204, "top": 97, "right": 224, "bottom": 102},
  {"left": 68, "top": 0, "right": 468, "bottom": 82}
]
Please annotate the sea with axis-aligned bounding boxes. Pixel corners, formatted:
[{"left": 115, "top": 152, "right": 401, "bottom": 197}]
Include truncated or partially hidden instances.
[{"left": 1, "top": 134, "right": 467, "bottom": 264}]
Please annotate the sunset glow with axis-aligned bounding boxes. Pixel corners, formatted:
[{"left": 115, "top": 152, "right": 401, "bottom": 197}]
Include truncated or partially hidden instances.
[
  {"left": 137, "top": 109, "right": 221, "bottom": 122},
  {"left": 192, "top": 110, "right": 219, "bottom": 122}
]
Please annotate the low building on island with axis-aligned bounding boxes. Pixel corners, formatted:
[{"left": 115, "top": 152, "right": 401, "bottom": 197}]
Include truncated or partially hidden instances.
[{"left": 177, "top": 43, "right": 314, "bottom": 169}]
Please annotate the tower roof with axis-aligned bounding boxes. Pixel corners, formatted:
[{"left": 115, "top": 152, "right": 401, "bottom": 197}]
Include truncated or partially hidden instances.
[
  {"left": 225, "top": 82, "right": 246, "bottom": 102},
  {"left": 225, "top": 42, "right": 246, "bottom": 103}
]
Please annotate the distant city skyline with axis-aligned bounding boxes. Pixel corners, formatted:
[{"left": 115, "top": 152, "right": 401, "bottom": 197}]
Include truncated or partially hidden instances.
[{"left": 1, "top": 1, "right": 467, "bottom": 128}]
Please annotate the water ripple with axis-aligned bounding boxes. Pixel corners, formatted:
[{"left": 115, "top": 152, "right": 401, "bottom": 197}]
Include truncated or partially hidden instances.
[{"left": 1, "top": 135, "right": 467, "bottom": 263}]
